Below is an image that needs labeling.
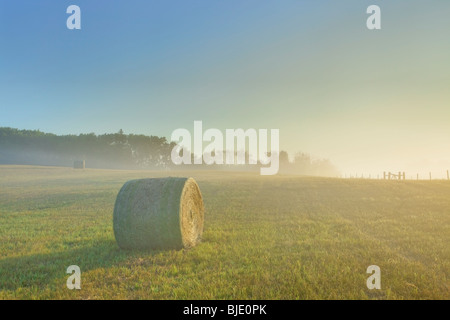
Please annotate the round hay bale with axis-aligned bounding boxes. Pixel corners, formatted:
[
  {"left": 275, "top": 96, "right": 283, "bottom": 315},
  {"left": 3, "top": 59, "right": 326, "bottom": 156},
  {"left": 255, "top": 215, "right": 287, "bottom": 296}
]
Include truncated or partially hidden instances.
[{"left": 113, "top": 177, "right": 204, "bottom": 250}]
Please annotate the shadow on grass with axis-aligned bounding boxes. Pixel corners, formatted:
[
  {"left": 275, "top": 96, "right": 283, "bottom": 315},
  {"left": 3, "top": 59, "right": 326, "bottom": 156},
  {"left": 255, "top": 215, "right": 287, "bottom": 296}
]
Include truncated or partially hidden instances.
[{"left": 0, "top": 239, "right": 161, "bottom": 292}]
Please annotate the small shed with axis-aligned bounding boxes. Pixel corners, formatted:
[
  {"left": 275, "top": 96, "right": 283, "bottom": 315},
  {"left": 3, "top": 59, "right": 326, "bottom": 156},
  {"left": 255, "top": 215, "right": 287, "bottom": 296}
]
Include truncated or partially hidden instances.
[{"left": 74, "top": 160, "right": 86, "bottom": 169}]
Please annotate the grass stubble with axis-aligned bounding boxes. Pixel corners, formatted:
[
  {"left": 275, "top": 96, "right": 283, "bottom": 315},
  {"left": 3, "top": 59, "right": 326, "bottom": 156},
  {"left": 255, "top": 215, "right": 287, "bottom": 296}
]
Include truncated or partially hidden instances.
[{"left": 0, "top": 165, "right": 448, "bottom": 299}]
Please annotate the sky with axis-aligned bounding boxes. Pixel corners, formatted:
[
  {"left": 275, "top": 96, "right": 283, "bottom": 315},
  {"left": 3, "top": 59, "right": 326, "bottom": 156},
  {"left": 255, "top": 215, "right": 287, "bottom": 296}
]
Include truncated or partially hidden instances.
[{"left": 1, "top": 0, "right": 450, "bottom": 176}]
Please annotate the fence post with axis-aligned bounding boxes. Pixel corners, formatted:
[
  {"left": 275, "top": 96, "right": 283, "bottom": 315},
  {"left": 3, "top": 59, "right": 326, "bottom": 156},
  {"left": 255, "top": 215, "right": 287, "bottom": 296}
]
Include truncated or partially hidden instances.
[
  {"left": 447, "top": 170, "right": 449, "bottom": 180},
  {"left": 429, "top": 172, "right": 432, "bottom": 181},
  {"left": 403, "top": 172, "right": 406, "bottom": 180},
  {"left": 417, "top": 173, "right": 419, "bottom": 181}
]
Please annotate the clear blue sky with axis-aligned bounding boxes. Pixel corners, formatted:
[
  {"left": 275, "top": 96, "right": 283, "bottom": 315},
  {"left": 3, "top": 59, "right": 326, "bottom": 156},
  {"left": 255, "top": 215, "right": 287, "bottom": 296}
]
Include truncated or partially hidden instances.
[{"left": 1, "top": 1, "right": 450, "bottom": 175}]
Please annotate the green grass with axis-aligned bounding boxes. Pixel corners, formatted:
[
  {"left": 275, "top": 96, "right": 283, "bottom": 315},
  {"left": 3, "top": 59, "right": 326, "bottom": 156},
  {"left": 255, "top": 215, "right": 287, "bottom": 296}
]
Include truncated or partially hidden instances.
[{"left": 0, "top": 165, "right": 448, "bottom": 299}]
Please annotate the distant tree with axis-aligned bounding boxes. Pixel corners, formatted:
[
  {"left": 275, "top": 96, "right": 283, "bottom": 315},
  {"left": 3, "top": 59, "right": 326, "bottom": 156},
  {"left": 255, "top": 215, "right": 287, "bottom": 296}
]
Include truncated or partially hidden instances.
[
  {"left": 0, "top": 127, "right": 175, "bottom": 169},
  {"left": 0, "top": 127, "right": 340, "bottom": 176},
  {"left": 279, "top": 151, "right": 289, "bottom": 165}
]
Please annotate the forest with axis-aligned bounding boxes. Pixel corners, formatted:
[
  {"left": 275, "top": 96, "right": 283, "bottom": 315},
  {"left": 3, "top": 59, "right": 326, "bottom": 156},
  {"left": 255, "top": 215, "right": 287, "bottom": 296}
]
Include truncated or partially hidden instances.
[{"left": 0, "top": 127, "right": 339, "bottom": 176}]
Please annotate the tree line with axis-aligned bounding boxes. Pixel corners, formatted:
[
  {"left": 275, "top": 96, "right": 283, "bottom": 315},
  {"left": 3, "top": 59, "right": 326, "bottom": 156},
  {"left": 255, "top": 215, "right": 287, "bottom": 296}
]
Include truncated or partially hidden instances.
[
  {"left": 0, "top": 127, "right": 339, "bottom": 176},
  {"left": 0, "top": 127, "right": 174, "bottom": 169}
]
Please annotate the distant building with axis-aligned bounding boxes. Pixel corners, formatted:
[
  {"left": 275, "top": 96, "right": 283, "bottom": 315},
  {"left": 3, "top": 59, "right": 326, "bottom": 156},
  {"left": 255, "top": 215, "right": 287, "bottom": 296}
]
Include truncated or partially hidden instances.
[{"left": 73, "top": 160, "right": 85, "bottom": 169}]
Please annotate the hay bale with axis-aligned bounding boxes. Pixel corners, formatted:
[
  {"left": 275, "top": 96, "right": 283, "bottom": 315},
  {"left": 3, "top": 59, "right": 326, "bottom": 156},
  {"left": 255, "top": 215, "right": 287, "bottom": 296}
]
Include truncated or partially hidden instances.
[{"left": 113, "top": 177, "right": 204, "bottom": 250}]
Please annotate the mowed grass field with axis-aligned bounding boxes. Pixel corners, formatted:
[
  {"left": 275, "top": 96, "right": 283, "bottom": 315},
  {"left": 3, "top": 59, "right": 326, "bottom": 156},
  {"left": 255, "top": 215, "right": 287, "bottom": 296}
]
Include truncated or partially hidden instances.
[{"left": 0, "top": 165, "right": 448, "bottom": 300}]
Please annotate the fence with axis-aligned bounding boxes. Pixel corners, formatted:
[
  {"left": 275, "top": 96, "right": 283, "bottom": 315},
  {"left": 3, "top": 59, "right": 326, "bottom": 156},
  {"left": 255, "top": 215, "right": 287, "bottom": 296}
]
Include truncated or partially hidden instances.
[
  {"left": 383, "top": 171, "right": 405, "bottom": 180},
  {"left": 344, "top": 170, "right": 450, "bottom": 180}
]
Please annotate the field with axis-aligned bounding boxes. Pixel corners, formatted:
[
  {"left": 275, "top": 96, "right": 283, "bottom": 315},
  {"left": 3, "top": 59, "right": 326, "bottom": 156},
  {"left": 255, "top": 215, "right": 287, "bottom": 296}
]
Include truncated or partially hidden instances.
[{"left": 0, "top": 165, "right": 448, "bottom": 299}]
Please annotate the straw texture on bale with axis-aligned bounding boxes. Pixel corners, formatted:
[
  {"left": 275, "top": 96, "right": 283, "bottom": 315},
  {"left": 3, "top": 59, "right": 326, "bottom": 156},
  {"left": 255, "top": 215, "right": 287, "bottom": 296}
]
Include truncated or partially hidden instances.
[{"left": 113, "top": 177, "right": 204, "bottom": 250}]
